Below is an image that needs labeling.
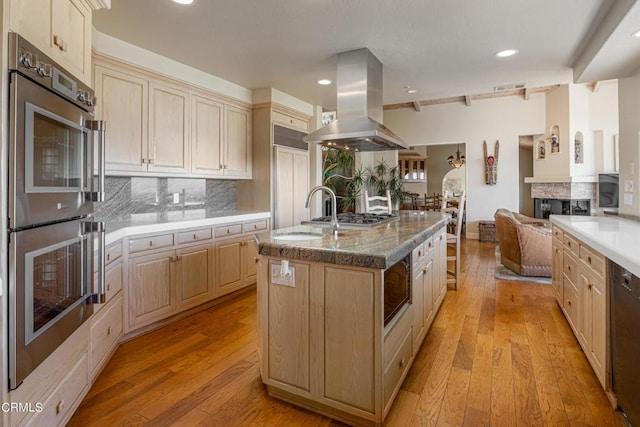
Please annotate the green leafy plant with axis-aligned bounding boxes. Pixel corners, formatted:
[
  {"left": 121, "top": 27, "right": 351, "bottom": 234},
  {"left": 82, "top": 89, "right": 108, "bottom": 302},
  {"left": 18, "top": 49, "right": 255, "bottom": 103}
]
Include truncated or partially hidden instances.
[{"left": 365, "top": 160, "right": 406, "bottom": 206}]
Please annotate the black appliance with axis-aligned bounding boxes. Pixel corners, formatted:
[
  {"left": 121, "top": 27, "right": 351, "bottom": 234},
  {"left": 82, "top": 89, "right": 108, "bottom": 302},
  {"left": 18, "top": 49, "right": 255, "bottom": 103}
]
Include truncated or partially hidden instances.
[
  {"left": 610, "top": 260, "right": 640, "bottom": 426},
  {"left": 383, "top": 254, "right": 411, "bottom": 326},
  {"left": 598, "top": 173, "right": 619, "bottom": 208},
  {"left": 7, "top": 33, "right": 106, "bottom": 389},
  {"left": 534, "top": 198, "right": 590, "bottom": 219},
  {"left": 306, "top": 212, "right": 398, "bottom": 227}
]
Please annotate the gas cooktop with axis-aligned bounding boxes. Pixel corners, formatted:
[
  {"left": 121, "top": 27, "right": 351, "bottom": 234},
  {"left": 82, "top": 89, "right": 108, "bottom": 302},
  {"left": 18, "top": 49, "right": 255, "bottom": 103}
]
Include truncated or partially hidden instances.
[{"left": 304, "top": 212, "right": 398, "bottom": 228}]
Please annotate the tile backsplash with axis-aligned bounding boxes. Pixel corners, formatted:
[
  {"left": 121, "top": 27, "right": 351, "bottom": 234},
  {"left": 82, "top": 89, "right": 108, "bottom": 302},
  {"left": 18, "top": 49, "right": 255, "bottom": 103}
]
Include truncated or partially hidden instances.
[{"left": 93, "top": 177, "right": 236, "bottom": 222}]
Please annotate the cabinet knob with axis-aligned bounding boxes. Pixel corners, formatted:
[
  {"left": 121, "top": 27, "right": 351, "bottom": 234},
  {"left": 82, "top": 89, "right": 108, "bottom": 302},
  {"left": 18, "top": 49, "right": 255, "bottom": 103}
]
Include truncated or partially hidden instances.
[
  {"left": 227, "top": 229, "right": 230, "bottom": 234},
  {"left": 567, "top": 265, "right": 571, "bottom": 272},
  {"left": 587, "top": 256, "right": 592, "bottom": 264},
  {"left": 418, "top": 251, "right": 422, "bottom": 257},
  {"left": 193, "top": 234, "right": 197, "bottom": 240},
  {"left": 56, "top": 400, "right": 64, "bottom": 415},
  {"left": 107, "top": 326, "right": 112, "bottom": 336},
  {"left": 567, "top": 299, "right": 572, "bottom": 306},
  {"left": 149, "top": 241, "right": 154, "bottom": 247},
  {"left": 107, "top": 283, "right": 111, "bottom": 291},
  {"left": 254, "top": 257, "right": 259, "bottom": 263},
  {"left": 587, "top": 282, "right": 593, "bottom": 290},
  {"left": 399, "top": 358, "right": 405, "bottom": 369},
  {"left": 423, "top": 268, "right": 427, "bottom": 274}
]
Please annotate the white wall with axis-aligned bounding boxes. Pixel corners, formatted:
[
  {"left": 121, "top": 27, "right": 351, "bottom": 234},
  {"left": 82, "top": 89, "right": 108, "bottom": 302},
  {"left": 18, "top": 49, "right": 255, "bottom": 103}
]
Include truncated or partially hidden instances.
[
  {"left": 535, "top": 85, "right": 570, "bottom": 179},
  {"left": 618, "top": 72, "right": 640, "bottom": 216},
  {"left": 589, "top": 81, "right": 619, "bottom": 173},
  {"left": 384, "top": 94, "right": 546, "bottom": 238},
  {"left": 569, "top": 84, "right": 595, "bottom": 177}
]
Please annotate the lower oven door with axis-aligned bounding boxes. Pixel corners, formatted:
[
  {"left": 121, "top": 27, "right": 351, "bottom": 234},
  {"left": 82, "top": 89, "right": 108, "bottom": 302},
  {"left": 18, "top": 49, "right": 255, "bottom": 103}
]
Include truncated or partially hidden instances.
[{"left": 8, "top": 218, "right": 99, "bottom": 389}]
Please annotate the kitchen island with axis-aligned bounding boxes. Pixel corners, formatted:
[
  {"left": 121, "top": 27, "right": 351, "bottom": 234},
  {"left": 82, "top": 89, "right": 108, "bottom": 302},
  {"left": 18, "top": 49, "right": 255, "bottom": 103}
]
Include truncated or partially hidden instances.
[{"left": 256, "top": 211, "right": 449, "bottom": 426}]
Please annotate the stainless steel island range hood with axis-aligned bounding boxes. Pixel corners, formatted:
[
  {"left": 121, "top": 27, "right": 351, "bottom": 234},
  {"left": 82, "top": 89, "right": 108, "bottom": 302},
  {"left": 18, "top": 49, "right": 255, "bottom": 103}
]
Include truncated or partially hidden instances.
[{"left": 304, "top": 48, "right": 409, "bottom": 151}]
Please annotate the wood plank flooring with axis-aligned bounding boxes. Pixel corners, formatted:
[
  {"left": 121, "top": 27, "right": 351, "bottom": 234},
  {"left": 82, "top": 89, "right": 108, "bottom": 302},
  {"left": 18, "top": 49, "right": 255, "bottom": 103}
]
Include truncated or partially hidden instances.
[{"left": 70, "top": 239, "right": 623, "bottom": 426}]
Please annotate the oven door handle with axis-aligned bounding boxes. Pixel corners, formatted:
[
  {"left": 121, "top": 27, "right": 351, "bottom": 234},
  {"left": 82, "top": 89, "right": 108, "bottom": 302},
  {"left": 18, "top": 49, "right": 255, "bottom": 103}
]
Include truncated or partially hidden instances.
[
  {"left": 86, "top": 120, "right": 106, "bottom": 202},
  {"left": 84, "top": 221, "right": 106, "bottom": 304}
]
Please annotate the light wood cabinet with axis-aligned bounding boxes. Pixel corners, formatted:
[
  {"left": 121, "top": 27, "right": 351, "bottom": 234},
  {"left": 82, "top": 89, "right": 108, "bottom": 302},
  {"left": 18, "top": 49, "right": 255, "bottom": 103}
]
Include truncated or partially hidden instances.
[
  {"left": 224, "top": 105, "right": 252, "bottom": 178},
  {"left": 93, "top": 55, "right": 252, "bottom": 178},
  {"left": 89, "top": 294, "right": 123, "bottom": 380},
  {"left": 10, "top": 0, "right": 94, "bottom": 84},
  {"left": 191, "top": 94, "right": 224, "bottom": 176},
  {"left": 176, "top": 243, "right": 214, "bottom": 310},
  {"left": 259, "top": 227, "right": 447, "bottom": 425},
  {"left": 148, "top": 82, "right": 190, "bottom": 174},
  {"left": 236, "top": 105, "right": 311, "bottom": 221},
  {"left": 275, "top": 146, "right": 310, "bottom": 228},
  {"left": 128, "top": 249, "right": 177, "bottom": 329},
  {"left": 553, "top": 225, "right": 608, "bottom": 390},
  {"left": 214, "top": 237, "right": 255, "bottom": 295},
  {"left": 94, "top": 64, "right": 149, "bottom": 173}
]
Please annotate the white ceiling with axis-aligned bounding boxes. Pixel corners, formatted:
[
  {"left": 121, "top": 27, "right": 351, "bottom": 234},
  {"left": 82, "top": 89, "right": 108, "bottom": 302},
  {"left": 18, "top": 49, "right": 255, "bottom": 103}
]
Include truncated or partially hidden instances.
[{"left": 93, "top": 0, "right": 640, "bottom": 110}]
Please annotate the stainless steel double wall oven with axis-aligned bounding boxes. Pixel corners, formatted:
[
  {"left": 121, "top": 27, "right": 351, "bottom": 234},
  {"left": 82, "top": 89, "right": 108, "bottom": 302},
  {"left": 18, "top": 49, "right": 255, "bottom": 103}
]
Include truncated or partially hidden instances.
[{"left": 7, "top": 33, "right": 106, "bottom": 389}]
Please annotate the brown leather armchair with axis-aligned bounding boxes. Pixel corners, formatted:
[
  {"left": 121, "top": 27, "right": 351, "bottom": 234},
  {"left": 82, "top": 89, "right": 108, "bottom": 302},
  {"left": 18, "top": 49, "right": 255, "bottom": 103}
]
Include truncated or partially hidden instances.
[{"left": 494, "top": 208, "right": 552, "bottom": 277}]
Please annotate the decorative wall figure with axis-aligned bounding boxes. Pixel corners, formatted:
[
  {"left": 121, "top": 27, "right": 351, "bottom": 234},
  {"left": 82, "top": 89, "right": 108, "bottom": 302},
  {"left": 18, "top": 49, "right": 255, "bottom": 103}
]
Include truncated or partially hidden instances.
[
  {"left": 574, "top": 131, "right": 584, "bottom": 164},
  {"left": 537, "top": 140, "right": 546, "bottom": 160},
  {"left": 483, "top": 140, "right": 499, "bottom": 185},
  {"left": 550, "top": 134, "right": 559, "bottom": 153}
]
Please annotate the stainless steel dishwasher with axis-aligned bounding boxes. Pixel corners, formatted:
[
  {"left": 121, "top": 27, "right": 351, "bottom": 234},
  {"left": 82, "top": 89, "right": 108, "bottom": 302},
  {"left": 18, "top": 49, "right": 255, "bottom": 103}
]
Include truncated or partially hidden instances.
[{"left": 610, "top": 260, "right": 640, "bottom": 426}]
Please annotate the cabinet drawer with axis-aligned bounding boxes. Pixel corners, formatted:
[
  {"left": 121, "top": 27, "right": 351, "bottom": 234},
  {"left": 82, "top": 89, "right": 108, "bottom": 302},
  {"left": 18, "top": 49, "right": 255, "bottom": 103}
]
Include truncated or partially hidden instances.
[
  {"left": 177, "top": 228, "right": 213, "bottom": 245},
  {"left": 90, "top": 295, "right": 123, "bottom": 378},
  {"left": 384, "top": 305, "right": 413, "bottom": 368},
  {"left": 563, "top": 251, "right": 579, "bottom": 285},
  {"left": 129, "top": 234, "right": 174, "bottom": 253},
  {"left": 105, "top": 241, "right": 122, "bottom": 266},
  {"left": 243, "top": 220, "right": 268, "bottom": 233},
  {"left": 552, "top": 226, "right": 564, "bottom": 241},
  {"left": 31, "top": 353, "right": 88, "bottom": 427},
  {"left": 105, "top": 262, "right": 123, "bottom": 302},
  {"left": 563, "top": 234, "right": 579, "bottom": 255},
  {"left": 215, "top": 224, "right": 242, "bottom": 238},
  {"left": 383, "top": 326, "right": 413, "bottom": 407},
  {"left": 272, "top": 111, "right": 308, "bottom": 132},
  {"left": 579, "top": 243, "right": 605, "bottom": 278},
  {"left": 412, "top": 243, "right": 427, "bottom": 269}
]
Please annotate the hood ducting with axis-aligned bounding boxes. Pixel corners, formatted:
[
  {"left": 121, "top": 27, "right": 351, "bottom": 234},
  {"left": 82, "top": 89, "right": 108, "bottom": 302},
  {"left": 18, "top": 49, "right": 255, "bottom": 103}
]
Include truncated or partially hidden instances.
[{"left": 304, "top": 48, "right": 409, "bottom": 151}]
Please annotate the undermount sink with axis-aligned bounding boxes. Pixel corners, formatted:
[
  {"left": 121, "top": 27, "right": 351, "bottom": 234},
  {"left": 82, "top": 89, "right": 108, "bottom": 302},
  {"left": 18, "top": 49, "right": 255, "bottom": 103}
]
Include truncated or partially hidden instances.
[{"left": 272, "top": 233, "right": 323, "bottom": 241}]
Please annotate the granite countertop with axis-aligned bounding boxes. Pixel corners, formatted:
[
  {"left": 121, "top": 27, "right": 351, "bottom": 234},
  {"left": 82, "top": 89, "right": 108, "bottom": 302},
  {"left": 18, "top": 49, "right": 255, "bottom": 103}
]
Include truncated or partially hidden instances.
[
  {"left": 550, "top": 214, "right": 640, "bottom": 277},
  {"left": 256, "top": 211, "right": 449, "bottom": 269},
  {"left": 101, "top": 210, "right": 271, "bottom": 245}
]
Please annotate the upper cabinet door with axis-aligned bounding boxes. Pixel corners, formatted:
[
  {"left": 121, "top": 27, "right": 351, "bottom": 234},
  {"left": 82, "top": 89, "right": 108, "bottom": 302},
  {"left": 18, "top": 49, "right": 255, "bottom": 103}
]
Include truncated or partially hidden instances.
[
  {"left": 10, "top": 0, "right": 52, "bottom": 52},
  {"left": 52, "top": 0, "right": 91, "bottom": 82},
  {"left": 224, "top": 105, "right": 252, "bottom": 178},
  {"left": 149, "top": 82, "right": 190, "bottom": 174},
  {"left": 10, "top": 0, "right": 92, "bottom": 84},
  {"left": 191, "top": 95, "right": 224, "bottom": 176},
  {"left": 94, "top": 65, "right": 149, "bottom": 173}
]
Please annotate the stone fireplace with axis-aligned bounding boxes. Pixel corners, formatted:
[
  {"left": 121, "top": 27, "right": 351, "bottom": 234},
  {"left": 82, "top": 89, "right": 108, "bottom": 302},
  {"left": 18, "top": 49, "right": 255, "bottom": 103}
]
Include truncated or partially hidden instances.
[{"left": 531, "top": 181, "right": 595, "bottom": 218}]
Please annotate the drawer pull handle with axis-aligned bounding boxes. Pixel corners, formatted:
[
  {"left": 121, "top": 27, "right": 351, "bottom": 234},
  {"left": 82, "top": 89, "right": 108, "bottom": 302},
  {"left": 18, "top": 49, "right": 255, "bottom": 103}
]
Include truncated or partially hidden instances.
[
  {"left": 254, "top": 257, "right": 259, "bottom": 263},
  {"left": 107, "top": 253, "right": 111, "bottom": 261},
  {"left": 193, "top": 234, "right": 197, "bottom": 240},
  {"left": 567, "top": 265, "right": 571, "bottom": 272},
  {"left": 254, "top": 224, "right": 258, "bottom": 229},
  {"left": 418, "top": 251, "right": 422, "bottom": 257},
  {"left": 107, "top": 283, "right": 111, "bottom": 292},
  {"left": 107, "top": 326, "right": 112, "bottom": 336},
  {"left": 56, "top": 400, "right": 64, "bottom": 415},
  {"left": 227, "top": 229, "right": 230, "bottom": 234},
  {"left": 399, "top": 358, "right": 406, "bottom": 369},
  {"left": 149, "top": 241, "right": 154, "bottom": 247},
  {"left": 587, "top": 256, "right": 592, "bottom": 263}
]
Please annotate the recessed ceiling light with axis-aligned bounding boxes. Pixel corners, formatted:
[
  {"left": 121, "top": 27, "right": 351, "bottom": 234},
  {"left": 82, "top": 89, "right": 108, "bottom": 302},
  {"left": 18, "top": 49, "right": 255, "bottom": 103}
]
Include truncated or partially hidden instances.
[
  {"left": 317, "top": 79, "right": 332, "bottom": 85},
  {"left": 495, "top": 49, "right": 519, "bottom": 58},
  {"left": 407, "top": 89, "right": 418, "bottom": 94},
  {"left": 172, "top": 0, "right": 196, "bottom": 5},
  {"left": 632, "top": 30, "right": 640, "bottom": 38}
]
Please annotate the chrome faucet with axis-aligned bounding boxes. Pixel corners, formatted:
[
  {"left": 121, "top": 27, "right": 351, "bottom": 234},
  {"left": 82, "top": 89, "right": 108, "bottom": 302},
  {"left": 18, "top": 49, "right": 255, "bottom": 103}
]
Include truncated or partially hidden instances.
[{"left": 305, "top": 186, "right": 340, "bottom": 238}]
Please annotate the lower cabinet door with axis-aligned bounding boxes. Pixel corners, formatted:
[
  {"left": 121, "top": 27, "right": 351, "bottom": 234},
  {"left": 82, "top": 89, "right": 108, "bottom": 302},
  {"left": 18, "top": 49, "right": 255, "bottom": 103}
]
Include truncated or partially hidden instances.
[
  {"left": 177, "top": 243, "right": 214, "bottom": 309},
  {"left": 242, "top": 238, "right": 259, "bottom": 284},
  {"left": 90, "top": 294, "right": 123, "bottom": 380},
  {"left": 128, "top": 249, "right": 176, "bottom": 329},
  {"left": 215, "top": 238, "right": 243, "bottom": 295}
]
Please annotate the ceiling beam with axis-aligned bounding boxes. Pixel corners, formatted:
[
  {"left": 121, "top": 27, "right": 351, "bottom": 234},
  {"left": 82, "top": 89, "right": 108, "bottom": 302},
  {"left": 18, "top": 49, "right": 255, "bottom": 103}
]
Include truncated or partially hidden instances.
[
  {"left": 412, "top": 101, "right": 421, "bottom": 112},
  {"left": 384, "top": 84, "right": 560, "bottom": 111}
]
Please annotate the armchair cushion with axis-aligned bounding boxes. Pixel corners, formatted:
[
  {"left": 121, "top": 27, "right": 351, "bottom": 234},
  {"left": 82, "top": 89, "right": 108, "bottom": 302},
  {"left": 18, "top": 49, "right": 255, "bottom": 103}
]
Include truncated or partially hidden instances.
[{"left": 494, "top": 209, "right": 552, "bottom": 277}]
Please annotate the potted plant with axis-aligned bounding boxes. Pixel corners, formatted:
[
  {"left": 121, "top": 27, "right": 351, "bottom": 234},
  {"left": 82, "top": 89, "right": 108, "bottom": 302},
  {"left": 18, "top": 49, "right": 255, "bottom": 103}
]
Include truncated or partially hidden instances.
[{"left": 365, "top": 160, "right": 406, "bottom": 210}]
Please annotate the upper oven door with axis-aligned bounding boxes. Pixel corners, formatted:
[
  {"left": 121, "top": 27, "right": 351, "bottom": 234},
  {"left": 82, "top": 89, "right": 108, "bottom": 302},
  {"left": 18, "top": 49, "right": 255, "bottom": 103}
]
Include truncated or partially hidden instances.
[{"left": 9, "top": 72, "right": 94, "bottom": 229}]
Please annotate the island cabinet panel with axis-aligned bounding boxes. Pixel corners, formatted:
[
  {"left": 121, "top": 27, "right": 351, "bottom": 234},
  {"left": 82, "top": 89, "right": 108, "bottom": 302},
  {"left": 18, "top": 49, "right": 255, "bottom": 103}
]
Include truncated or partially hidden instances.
[
  {"left": 412, "top": 265, "right": 426, "bottom": 349},
  {"left": 267, "top": 260, "right": 311, "bottom": 391},
  {"left": 323, "top": 267, "right": 376, "bottom": 413},
  {"left": 552, "top": 236, "right": 564, "bottom": 303},
  {"left": 128, "top": 250, "right": 176, "bottom": 329}
]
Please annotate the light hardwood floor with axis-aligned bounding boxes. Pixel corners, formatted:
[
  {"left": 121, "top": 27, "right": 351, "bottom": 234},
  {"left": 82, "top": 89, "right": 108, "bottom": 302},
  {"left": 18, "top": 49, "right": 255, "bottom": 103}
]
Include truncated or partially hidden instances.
[{"left": 70, "top": 239, "right": 623, "bottom": 426}]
